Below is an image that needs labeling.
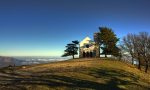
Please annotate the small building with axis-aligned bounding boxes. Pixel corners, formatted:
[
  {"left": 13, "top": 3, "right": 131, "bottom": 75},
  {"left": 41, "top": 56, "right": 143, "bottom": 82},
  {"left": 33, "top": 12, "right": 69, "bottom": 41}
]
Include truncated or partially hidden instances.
[{"left": 79, "top": 33, "right": 100, "bottom": 58}]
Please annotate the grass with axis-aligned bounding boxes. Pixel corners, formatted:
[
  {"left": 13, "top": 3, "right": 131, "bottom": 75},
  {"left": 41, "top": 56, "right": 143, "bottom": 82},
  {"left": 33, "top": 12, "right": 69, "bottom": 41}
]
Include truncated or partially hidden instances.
[{"left": 0, "top": 58, "right": 150, "bottom": 90}]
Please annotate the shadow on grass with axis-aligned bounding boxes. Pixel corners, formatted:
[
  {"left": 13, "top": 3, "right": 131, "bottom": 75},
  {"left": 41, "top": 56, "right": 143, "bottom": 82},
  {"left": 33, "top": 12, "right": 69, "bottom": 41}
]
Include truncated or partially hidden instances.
[
  {"left": 0, "top": 71, "right": 123, "bottom": 90},
  {"left": 0, "top": 67, "right": 150, "bottom": 90},
  {"left": 89, "top": 68, "right": 150, "bottom": 90},
  {"left": 0, "top": 74, "right": 122, "bottom": 90}
]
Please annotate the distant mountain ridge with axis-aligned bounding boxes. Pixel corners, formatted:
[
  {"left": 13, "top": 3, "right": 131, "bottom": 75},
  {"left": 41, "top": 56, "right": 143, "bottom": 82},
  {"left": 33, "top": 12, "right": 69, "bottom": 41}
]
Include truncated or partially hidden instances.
[{"left": 0, "top": 56, "right": 21, "bottom": 67}]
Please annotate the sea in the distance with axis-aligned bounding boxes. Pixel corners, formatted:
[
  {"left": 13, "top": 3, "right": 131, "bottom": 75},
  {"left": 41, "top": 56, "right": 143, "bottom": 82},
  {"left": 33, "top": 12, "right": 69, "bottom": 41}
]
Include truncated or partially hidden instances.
[{"left": 0, "top": 56, "right": 72, "bottom": 68}]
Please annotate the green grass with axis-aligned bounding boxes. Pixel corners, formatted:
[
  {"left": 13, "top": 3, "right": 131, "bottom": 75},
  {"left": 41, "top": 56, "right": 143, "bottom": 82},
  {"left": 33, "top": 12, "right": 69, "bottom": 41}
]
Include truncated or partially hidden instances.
[{"left": 0, "top": 58, "right": 150, "bottom": 90}]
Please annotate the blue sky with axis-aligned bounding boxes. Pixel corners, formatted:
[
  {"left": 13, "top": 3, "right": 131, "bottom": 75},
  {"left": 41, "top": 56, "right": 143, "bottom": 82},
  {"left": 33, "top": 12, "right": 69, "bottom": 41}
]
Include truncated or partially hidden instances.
[{"left": 0, "top": 0, "right": 150, "bottom": 56}]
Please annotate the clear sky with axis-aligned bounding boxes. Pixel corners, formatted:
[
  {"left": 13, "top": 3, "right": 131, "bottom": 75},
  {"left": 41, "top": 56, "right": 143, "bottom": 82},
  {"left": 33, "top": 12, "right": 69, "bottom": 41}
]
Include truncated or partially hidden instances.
[{"left": 0, "top": 0, "right": 150, "bottom": 56}]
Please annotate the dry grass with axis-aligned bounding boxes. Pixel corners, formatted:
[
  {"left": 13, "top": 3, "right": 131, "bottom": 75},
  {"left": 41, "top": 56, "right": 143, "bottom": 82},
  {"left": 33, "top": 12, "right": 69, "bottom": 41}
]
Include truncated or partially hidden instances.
[
  {"left": 20, "top": 58, "right": 94, "bottom": 73},
  {"left": 0, "top": 58, "right": 150, "bottom": 90}
]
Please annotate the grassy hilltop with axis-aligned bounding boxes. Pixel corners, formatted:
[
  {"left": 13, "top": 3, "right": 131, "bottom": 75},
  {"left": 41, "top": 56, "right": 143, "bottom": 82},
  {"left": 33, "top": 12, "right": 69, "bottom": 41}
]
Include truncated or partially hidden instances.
[{"left": 0, "top": 58, "right": 150, "bottom": 90}]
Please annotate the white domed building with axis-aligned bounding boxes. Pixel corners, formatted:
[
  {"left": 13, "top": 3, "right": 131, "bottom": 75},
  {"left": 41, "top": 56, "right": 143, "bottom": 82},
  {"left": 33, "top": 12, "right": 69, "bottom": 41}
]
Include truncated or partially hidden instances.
[{"left": 79, "top": 33, "right": 100, "bottom": 58}]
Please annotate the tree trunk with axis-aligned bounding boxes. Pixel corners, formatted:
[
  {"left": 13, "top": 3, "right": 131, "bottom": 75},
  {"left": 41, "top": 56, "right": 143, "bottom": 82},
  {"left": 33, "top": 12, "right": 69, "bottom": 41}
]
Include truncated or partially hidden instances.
[
  {"left": 105, "top": 53, "right": 107, "bottom": 58},
  {"left": 138, "top": 58, "right": 141, "bottom": 70},
  {"left": 131, "top": 57, "right": 134, "bottom": 65},
  {"left": 72, "top": 55, "right": 74, "bottom": 59},
  {"left": 137, "top": 53, "right": 141, "bottom": 70},
  {"left": 145, "top": 61, "right": 149, "bottom": 73},
  {"left": 95, "top": 44, "right": 100, "bottom": 58},
  {"left": 119, "top": 55, "right": 121, "bottom": 61},
  {"left": 99, "top": 46, "right": 100, "bottom": 58},
  {"left": 73, "top": 47, "right": 75, "bottom": 59},
  {"left": 79, "top": 45, "right": 81, "bottom": 58}
]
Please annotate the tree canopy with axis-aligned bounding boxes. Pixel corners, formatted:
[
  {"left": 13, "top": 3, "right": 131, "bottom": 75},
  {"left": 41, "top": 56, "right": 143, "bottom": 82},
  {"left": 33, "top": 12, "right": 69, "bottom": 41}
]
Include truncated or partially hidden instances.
[
  {"left": 62, "top": 40, "right": 79, "bottom": 59},
  {"left": 98, "top": 27, "right": 119, "bottom": 57}
]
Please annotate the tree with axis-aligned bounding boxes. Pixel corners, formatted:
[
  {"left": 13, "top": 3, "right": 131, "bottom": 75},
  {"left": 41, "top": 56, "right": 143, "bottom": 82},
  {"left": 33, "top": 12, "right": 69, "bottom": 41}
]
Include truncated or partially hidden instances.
[
  {"left": 62, "top": 40, "right": 79, "bottom": 59},
  {"left": 72, "top": 40, "right": 80, "bottom": 57},
  {"left": 94, "top": 32, "right": 101, "bottom": 58},
  {"left": 117, "top": 43, "right": 127, "bottom": 61},
  {"left": 122, "top": 33, "right": 135, "bottom": 65},
  {"left": 112, "top": 46, "right": 121, "bottom": 58},
  {"left": 122, "top": 33, "right": 142, "bottom": 69},
  {"left": 146, "top": 37, "right": 150, "bottom": 72},
  {"left": 98, "top": 27, "right": 119, "bottom": 57},
  {"left": 122, "top": 32, "right": 150, "bottom": 72},
  {"left": 72, "top": 40, "right": 79, "bottom": 45},
  {"left": 135, "top": 32, "right": 150, "bottom": 72}
]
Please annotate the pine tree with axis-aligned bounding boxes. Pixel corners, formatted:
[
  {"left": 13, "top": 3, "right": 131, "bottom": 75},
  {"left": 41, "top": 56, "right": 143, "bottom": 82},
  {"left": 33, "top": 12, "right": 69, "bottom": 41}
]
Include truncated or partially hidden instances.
[
  {"left": 98, "top": 27, "right": 119, "bottom": 57},
  {"left": 62, "top": 40, "right": 79, "bottom": 59}
]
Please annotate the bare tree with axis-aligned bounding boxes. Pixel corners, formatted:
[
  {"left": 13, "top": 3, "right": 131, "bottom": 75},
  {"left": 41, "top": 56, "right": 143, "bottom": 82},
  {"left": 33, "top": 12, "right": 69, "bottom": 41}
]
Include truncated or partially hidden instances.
[
  {"left": 118, "top": 41, "right": 129, "bottom": 61},
  {"left": 146, "top": 37, "right": 150, "bottom": 72},
  {"left": 136, "top": 32, "right": 150, "bottom": 72},
  {"left": 122, "top": 33, "right": 135, "bottom": 65},
  {"left": 123, "top": 32, "right": 150, "bottom": 72},
  {"left": 133, "top": 34, "right": 143, "bottom": 70}
]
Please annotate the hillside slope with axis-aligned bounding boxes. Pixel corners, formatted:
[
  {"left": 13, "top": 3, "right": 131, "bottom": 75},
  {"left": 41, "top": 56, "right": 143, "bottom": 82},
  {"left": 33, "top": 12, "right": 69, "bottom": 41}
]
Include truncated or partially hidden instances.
[{"left": 0, "top": 58, "right": 150, "bottom": 90}]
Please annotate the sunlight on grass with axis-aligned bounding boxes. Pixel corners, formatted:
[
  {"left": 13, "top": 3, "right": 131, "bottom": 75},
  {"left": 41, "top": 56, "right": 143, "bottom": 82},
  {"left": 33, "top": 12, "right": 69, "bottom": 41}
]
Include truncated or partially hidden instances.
[{"left": 0, "top": 58, "right": 150, "bottom": 90}]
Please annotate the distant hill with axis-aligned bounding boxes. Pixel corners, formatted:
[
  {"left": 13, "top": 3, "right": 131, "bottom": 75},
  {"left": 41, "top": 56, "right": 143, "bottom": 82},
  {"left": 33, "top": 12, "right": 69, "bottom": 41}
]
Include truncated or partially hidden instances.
[{"left": 0, "top": 56, "right": 21, "bottom": 67}]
